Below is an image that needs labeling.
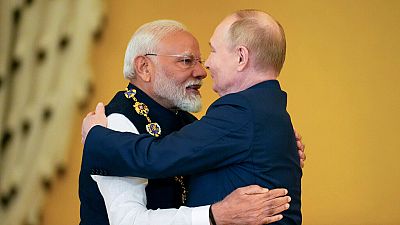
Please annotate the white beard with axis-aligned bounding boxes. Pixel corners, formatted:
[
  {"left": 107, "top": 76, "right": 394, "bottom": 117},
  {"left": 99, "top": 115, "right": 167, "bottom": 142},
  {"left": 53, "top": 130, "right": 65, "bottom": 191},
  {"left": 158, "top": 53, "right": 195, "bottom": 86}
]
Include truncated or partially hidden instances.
[{"left": 153, "top": 70, "right": 202, "bottom": 113}]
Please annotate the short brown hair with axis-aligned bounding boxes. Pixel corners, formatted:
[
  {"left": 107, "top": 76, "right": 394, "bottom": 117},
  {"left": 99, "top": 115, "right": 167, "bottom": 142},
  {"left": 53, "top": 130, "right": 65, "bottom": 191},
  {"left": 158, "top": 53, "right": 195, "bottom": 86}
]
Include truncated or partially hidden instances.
[{"left": 228, "top": 9, "right": 286, "bottom": 73}]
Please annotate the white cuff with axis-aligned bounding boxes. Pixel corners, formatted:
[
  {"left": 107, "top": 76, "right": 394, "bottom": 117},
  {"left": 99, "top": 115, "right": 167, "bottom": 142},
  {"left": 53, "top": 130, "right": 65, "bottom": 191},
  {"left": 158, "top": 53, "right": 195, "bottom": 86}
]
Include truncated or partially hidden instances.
[{"left": 192, "top": 205, "right": 211, "bottom": 225}]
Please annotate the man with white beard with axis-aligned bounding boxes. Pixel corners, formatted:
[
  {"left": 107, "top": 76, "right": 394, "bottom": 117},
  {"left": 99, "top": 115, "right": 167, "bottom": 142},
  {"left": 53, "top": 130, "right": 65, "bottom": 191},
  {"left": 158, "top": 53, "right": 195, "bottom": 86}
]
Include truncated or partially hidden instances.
[{"left": 79, "top": 19, "right": 305, "bottom": 225}]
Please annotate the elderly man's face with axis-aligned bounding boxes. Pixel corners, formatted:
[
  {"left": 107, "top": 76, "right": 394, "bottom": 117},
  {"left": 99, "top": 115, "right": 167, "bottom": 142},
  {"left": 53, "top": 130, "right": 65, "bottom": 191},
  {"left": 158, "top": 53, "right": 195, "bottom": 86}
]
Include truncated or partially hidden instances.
[{"left": 151, "top": 31, "right": 207, "bottom": 112}]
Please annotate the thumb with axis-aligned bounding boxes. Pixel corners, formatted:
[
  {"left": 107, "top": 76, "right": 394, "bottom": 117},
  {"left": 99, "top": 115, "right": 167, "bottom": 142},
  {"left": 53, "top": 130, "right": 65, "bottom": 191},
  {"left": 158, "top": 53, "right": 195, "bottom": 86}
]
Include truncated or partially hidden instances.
[{"left": 95, "top": 102, "right": 105, "bottom": 114}]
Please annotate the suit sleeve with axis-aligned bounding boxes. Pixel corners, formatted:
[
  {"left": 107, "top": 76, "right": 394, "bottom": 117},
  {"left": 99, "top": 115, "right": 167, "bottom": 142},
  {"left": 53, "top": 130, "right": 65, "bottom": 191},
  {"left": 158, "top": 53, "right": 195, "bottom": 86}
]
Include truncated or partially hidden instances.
[
  {"left": 83, "top": 94, "right": 253, "bottom": 178},
  {"left": 95, "top": 113, "right": 210, "bottom": 225}
]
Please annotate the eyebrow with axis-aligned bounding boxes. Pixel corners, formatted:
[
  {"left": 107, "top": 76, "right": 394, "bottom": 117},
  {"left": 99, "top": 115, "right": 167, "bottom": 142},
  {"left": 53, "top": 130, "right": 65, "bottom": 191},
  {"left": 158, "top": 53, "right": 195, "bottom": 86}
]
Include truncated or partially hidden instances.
[
  {"left": 178, "top": 51, "right": 194, "bottom": 56},
  {"left": 166, "top": 54, "right": 201, "bottom": 61},
  {"left": 181, "top": 54, "right": 201, "bottom": 58}
]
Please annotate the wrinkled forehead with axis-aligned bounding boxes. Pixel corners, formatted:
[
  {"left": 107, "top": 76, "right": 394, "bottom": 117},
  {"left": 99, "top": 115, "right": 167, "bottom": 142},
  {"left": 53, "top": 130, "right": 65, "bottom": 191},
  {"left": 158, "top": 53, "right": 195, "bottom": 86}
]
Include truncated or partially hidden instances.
[{"left": 158, "top": 30, "right": 201, "bottom": 56}]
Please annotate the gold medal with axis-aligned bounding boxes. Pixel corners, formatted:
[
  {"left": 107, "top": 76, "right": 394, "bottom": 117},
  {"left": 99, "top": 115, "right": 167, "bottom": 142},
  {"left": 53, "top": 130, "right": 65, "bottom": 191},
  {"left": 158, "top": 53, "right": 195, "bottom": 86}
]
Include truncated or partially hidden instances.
[
  {"left": 146, "top": 122, "right": 161, "bottom": 137},
  {"left": 125, "top": 88, "right": 161, "bottom": 137},
  {"left": 134, "top": 102, "right": 149, "bottom": 115},
  {"left": 124, "top": 88, "right": 137, "bottom": 99}
]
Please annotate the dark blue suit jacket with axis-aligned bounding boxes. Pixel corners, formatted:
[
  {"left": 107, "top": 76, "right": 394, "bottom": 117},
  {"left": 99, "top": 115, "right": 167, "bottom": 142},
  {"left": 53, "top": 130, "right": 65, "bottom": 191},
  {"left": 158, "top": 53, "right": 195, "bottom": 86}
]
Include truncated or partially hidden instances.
[{"left": 84, "top": 80, "right": 302, "bottom": 224}]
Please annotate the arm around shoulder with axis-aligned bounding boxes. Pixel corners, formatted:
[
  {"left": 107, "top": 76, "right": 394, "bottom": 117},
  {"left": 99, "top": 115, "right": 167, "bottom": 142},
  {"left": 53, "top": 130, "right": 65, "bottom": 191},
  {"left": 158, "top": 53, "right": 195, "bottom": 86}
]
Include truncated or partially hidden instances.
[{"left": 84, "top": 95, "right": 253, "bottom": 178}]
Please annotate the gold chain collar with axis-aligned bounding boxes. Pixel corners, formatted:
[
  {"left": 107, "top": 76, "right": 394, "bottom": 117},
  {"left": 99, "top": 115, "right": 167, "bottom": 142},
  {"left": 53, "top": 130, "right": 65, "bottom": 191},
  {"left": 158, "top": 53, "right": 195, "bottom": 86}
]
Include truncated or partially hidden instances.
[
  {"left": 124, "top": 88, "right": 187, "bottom": 203},
  {"left": 124, "top": 88, "right": 162, "bottom": 137}
]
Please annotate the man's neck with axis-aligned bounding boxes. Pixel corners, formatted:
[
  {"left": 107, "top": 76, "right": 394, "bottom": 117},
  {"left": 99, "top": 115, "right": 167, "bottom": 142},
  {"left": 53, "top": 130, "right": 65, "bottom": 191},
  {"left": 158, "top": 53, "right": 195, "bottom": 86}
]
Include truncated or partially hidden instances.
[{"left": 220, "top": 70, "right": 278, "bottom": 97}]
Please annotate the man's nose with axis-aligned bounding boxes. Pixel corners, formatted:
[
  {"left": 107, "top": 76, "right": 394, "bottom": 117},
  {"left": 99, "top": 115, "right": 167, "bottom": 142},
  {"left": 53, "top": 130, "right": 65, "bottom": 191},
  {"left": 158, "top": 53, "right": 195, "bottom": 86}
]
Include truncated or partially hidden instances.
[
  {"left": 193, "top": 62, "right": 207, "bottom": 79},
  {"left": 204, "top": 57, "right": 210, "bottom": 70}
]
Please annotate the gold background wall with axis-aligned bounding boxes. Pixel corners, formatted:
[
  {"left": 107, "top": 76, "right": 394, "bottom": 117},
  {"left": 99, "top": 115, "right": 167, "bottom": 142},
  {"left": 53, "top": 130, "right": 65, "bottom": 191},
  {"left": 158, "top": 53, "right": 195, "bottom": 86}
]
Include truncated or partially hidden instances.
[{"left": 42, "top": 0, "right": 400, "bottom": 224}]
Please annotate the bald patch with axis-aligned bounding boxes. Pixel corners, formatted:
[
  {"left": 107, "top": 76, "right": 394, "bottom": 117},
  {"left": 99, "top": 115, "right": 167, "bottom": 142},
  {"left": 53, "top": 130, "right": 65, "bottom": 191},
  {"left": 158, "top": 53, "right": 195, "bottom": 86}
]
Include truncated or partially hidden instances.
[{"left": 233, "top": 10, "right": 282, "bottom": 40}]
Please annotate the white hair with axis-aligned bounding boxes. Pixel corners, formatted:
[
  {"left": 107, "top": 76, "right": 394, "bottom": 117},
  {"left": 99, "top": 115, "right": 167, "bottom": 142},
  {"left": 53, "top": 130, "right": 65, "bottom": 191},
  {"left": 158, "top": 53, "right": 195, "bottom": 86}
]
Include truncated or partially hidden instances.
[{"left": 123, "top": 20, "right": 188, "bottom": 80}]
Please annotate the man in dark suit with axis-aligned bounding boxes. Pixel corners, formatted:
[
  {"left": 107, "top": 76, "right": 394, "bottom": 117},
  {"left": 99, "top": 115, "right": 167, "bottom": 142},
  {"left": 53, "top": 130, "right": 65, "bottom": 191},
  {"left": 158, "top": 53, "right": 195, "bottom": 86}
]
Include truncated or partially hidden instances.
[
  {"left": 80, "top": 19, "right": 302, "bottom": 225},
  {"left": 82, "top": 10, "right": 303, "bottom": 225}
]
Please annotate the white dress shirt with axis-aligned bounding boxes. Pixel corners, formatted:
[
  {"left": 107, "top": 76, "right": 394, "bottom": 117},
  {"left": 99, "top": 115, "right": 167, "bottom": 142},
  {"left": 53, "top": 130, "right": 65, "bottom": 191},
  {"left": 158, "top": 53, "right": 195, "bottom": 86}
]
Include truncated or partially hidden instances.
[{"left": 91, "top": 113, "right": 210, "bottom": 225}]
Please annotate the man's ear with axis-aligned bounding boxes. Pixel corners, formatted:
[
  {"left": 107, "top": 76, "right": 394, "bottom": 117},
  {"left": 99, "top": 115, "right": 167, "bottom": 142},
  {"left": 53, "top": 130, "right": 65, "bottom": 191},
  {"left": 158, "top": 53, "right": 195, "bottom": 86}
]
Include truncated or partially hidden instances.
[
  {"left": 134, "top": 56, "right": 152, "bottom": 82},
  {"left": 236, "top": 46, "right": 249, "bottom": 72}
]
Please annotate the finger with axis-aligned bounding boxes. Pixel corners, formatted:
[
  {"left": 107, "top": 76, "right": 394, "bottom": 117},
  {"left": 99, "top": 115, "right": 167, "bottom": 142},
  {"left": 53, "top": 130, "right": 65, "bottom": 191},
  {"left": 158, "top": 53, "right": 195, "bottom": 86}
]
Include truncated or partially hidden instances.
[
  {"left": 265, "top": 196, "right": 291, "bottom": 211},
  {"left": 296, "top": 140, "right": 305, "bottom": 151},
  {"left": 263, "top": 188, "right": 288, "bottom": 200},
  {"left": 298, "top": 150, "right": 305, "bottom": 160},
  {"left": 262, "top": 214, "right": 283, "bottom": 224},
  {"left": 297, "top": 141, "right": 305, "bottom": 152},
  {"left": 294, "top": 129, "right": 301, "bottom": 140},
  {"left": 296, "top": 140, "right": 304, "bottom": 151},
  {"left": 241, "top": 185, "right": 269, "bottom": 195},
  {"left": 95, "top": 102, "right": 105, "bottom": 114},
  {"left": 81, "top": 131, "right": 86, "bottom": 144},
  {"left": 81, "top": 126, "right": 86, "bottom": 142},
  {"left": 86, "top": 111, "right": 95, "bottom": 117},
  {"left": 265, "top": 202, "right": 290, "bottom": 216},
  {"left": 300, "top": 153, "right": 305, "bottom": 168},
  {"left": 299, "top": 149, "right": 306, "bottom": 160}
]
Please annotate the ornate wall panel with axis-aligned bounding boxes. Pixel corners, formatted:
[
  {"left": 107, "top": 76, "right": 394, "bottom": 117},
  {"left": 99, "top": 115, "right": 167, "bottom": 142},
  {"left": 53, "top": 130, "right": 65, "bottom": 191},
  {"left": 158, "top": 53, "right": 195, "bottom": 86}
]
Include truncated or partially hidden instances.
[{"left": 0, "top": 0, "right": 105, "bottom": 224}]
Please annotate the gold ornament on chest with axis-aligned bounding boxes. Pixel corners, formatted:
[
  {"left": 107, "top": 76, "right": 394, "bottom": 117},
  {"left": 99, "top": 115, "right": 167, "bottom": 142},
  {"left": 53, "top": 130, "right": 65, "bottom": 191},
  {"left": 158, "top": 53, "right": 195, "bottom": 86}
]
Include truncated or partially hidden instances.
[
  {"left": 124, "top": 87, "right": 187, "bottom": 203},
  {"left": 124, "top": 88, "right": 162, "bottom": 137}
]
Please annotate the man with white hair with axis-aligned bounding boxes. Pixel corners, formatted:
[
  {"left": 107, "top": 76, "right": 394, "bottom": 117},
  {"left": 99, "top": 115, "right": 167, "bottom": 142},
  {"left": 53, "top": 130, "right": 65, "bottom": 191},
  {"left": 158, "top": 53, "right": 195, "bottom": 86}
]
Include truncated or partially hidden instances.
[{"left": 79, "top": 19, "right": 304, "bottom": 225}]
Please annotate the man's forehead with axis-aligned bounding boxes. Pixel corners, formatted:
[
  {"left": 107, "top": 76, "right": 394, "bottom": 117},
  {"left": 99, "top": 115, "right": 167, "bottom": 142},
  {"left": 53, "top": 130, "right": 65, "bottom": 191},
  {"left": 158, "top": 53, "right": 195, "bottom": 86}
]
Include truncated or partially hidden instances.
[
  {"left": 210, "top": 16, "right": 235, "bottom": 45},
  {"left": 158, "top": 31, "right": 200, "bottom": 54},
  {"left": 218, "top": 16, "right": 236, "bottom": 32}
]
